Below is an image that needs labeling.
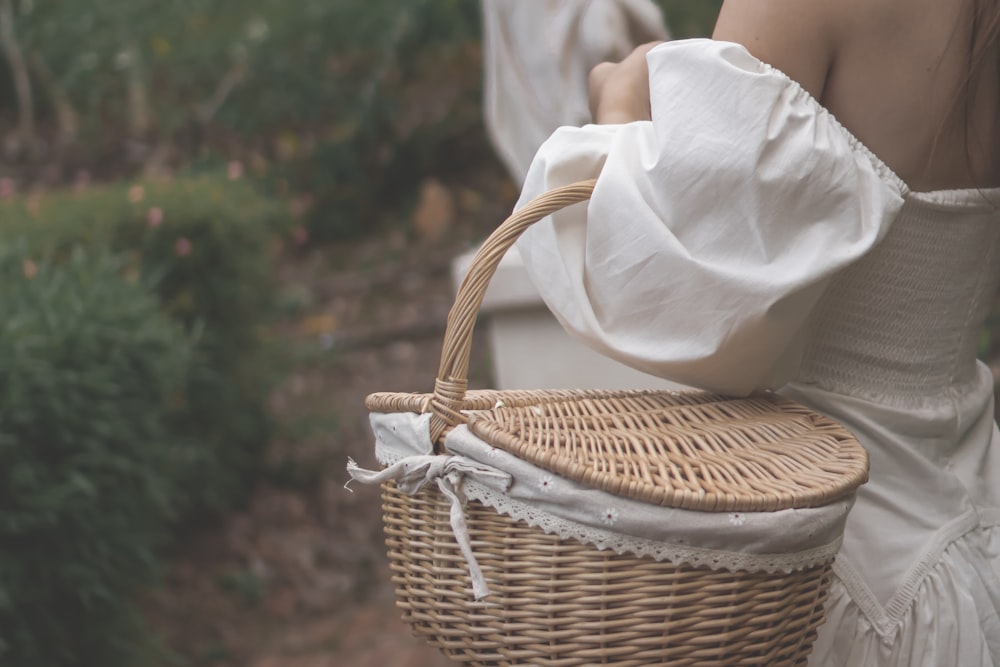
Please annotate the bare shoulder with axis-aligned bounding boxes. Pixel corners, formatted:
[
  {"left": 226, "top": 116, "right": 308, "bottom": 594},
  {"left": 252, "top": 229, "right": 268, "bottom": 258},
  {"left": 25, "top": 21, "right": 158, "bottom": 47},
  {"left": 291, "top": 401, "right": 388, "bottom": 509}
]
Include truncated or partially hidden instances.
[
  {"left": 713, "top": 0, "right": 997, "bottom": 191},
  {"left": 711, "top": 0, "right": 886, "bottom": 99}
]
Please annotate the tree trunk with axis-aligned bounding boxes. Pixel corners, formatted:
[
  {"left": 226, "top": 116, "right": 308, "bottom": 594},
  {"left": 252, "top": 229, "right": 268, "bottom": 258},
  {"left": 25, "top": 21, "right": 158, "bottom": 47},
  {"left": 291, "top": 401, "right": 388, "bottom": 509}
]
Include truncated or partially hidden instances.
[
  {"left": 28, "top": 50, "right": 78, "bottom": 146},
  {"left": 124, "top": 38, "right": 150, "bottom": 138},
  {"left": 196, "top": 61, "right": 246, "bottom": 125},
  {"left": 0, "top": 0, "right": 36, "bottom": 156}
]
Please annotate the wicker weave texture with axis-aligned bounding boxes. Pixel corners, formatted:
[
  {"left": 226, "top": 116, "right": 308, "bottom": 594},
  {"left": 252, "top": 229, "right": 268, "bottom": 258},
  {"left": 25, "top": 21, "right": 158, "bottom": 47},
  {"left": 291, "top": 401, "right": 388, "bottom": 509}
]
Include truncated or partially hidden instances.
[
  {"left": 367, "top": 388, "right": 868, "bottom": 512},
  {"left": 383, "top": 484, "right": 830, "bottom": 666},
  {"left": 466, "top": 390, "right": 867, "bottom": 512}
]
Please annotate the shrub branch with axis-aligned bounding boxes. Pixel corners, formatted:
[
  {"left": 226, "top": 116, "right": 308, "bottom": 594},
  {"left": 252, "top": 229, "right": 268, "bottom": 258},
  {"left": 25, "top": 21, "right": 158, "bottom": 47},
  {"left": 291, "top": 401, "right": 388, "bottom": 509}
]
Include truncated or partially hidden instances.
[{"left": 0, "top": 0, "right": 36, "bottom": 156}]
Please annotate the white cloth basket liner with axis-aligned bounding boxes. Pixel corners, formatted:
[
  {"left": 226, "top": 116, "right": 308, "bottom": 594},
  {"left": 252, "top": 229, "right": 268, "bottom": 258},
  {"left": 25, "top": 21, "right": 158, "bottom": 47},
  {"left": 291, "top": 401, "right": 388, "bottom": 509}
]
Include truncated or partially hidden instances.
[{"left": 360, "top": 410, "right": 852, "bottom": 580}]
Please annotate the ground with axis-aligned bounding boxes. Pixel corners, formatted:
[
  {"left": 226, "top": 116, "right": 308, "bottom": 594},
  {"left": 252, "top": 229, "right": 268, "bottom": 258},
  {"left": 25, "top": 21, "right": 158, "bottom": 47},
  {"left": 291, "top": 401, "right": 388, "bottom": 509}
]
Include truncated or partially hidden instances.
[{"left": 143, "top": 167, "right": 518, "bottom": 667}]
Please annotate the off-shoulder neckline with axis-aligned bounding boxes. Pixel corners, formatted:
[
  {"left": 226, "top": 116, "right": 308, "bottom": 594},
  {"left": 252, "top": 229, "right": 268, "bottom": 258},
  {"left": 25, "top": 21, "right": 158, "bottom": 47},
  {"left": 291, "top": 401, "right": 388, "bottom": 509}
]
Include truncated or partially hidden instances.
[{"left": 662, "top": 39, "right": 1000, "bottom": 210}]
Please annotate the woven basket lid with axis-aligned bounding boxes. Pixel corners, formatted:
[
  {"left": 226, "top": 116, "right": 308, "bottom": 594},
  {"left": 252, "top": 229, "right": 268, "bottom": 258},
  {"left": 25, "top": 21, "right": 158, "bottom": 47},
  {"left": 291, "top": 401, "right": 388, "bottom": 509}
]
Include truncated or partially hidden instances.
[
  {"left": 461, "top": 389, "right": 868, "bottom": 513},
  {"left": 365, "top": 182, "right": 869, "bottom": 515}
]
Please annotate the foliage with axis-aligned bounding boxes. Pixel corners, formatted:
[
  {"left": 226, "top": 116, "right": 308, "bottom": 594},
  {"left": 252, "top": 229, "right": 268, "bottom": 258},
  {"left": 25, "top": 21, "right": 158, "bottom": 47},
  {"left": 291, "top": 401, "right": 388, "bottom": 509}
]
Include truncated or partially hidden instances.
[
  {"left": 657, "top": 0, "right": 723, "bottom": 38},
  {"left": 0, "top": 174, "right": 287, "bottom": 516},
  {"left": 2, "top": 1, "right": 714, "bottom": 241},
  {"left": 278, "top": 7, "right": 484, "bottom": 241},
  {"left": 4, "top": 0, "right": 484, "bottom": 239},
  {"left": 0, "top": 247, "right": 192, "bottom": 667},
  {"left": 236, "top": 0, "right": 484, "bottom": 241}
]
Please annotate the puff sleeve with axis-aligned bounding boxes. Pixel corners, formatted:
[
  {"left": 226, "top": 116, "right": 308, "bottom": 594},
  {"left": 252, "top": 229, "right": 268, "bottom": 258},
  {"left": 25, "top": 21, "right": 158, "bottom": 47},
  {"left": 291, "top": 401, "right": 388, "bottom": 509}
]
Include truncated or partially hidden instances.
[{"left": 514, "top": 39, "right": 908, "bottom": 396}]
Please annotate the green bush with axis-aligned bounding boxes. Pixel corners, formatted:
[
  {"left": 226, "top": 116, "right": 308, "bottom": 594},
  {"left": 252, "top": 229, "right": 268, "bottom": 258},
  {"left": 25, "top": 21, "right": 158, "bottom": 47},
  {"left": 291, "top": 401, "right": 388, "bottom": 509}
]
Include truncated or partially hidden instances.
[
  {"left": 0, "top": 174, "right": 286, "bottom": 516},
  {"left": 6, "top": 0, "right": 485, "bottom": 240},
  {"left": 0, "top": 248, "right": 193, "bottom": 667},
  {"left": 12, "top": 0, "right": 477, "bottom": 139},
  {"left": 3, "top": 0, "right": 719, "bottom": 241}
]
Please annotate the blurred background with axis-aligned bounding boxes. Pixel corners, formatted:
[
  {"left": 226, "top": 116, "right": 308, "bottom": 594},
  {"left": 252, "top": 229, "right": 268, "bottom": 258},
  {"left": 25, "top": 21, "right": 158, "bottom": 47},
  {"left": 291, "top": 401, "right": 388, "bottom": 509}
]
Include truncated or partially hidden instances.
[{"left": 6, "top": 1, "right": 991, "bottom": 666}]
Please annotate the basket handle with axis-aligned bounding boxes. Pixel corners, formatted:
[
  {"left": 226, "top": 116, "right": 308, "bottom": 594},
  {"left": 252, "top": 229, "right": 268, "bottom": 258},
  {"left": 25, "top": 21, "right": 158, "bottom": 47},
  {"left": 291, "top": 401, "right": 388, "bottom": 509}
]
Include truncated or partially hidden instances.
[{"left": 428, "top": 179, "right": 597, "bottom": 446}]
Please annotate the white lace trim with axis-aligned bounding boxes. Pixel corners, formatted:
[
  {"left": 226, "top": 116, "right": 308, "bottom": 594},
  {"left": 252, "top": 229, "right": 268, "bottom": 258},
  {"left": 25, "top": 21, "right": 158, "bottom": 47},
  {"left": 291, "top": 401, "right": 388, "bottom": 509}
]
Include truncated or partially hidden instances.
[{"left": 460, "top": 477, "right": 843, "bottom": 573}]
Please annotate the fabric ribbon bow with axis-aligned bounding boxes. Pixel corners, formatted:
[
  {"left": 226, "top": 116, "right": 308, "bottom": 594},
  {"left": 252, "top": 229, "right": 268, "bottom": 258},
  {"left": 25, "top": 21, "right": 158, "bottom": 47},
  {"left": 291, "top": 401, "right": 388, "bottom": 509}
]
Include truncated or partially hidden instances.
[{"left": 346, "top": 454, "right": 512, "bottom": 600}]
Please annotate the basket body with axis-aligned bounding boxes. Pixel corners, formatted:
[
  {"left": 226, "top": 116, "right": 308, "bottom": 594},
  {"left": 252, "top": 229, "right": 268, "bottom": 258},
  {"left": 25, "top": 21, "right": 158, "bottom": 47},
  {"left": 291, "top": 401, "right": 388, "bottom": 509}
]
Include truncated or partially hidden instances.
[
  {"left": 383, "top": 482, "right": 832, "bottom": 667},
  {"left": 351, "top": 183, "right": 865, "bottom": 666}
]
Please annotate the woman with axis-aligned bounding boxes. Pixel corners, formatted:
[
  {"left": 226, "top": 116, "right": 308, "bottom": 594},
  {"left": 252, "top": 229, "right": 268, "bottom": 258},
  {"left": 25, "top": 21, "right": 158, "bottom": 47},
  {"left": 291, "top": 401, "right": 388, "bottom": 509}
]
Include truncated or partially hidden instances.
[{"left": 514, "top": 0, "right": 1000, "bottom": 664}]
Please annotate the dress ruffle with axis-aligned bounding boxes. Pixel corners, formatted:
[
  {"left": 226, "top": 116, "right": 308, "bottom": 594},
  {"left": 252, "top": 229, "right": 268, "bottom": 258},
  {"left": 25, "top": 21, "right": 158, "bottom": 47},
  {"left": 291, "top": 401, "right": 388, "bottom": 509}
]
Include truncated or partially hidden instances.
[{"left": 812, "top": 526, "right": 1000, "bottom": 666}]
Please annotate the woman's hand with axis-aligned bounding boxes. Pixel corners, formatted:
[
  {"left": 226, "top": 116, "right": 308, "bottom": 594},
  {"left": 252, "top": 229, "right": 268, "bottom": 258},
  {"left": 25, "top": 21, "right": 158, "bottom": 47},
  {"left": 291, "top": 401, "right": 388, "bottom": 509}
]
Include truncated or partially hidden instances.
[{"left": 588, "top": 42, "right": 661, "bottom": 124}]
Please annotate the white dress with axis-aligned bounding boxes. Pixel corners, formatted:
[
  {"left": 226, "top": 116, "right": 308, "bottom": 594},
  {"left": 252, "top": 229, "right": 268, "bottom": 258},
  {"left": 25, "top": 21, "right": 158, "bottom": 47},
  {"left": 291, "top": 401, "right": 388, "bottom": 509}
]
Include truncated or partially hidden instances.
[
  {"left": 514, "top": 39, "right": 1000, "bottom": 666},
  {"left": 480, "top": 0, "right": 669, "bottom": 184}
]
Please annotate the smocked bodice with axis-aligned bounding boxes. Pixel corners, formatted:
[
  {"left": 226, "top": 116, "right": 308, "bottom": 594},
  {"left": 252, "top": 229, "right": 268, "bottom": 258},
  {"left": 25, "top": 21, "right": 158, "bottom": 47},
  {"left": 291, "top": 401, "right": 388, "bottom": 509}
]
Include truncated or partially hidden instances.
[{"left": 797, "top": 192, "right": 1000, "bottom": 401}]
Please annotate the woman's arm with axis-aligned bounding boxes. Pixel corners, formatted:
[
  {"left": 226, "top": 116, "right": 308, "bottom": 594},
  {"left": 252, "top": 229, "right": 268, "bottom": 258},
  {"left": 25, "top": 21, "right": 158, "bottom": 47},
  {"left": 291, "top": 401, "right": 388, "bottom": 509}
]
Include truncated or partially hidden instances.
[
  {"left": 588, "top": 41, "right": 660, "bottom": 124},
  {"left": 588, "top": 0, "right": 845, "bottom": 123}
]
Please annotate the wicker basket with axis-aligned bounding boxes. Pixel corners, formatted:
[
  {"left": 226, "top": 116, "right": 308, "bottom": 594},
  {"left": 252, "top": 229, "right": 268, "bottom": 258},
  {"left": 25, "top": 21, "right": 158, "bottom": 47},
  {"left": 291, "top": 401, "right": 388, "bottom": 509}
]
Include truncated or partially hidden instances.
[{"left": 354, "top": 180, "right": 869, "bottom": 666}]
